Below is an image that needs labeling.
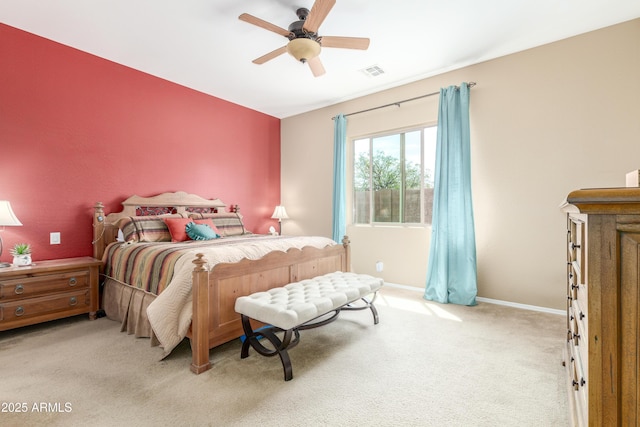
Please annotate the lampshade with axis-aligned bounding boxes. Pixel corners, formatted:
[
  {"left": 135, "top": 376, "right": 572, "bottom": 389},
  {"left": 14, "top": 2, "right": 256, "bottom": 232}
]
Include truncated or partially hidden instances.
[
  {"left": 0, "top": 201, "right": 22, "bottom": 268},
  {"left": 286, "top": 38, "right": 320, "bottom": 63},
  {"left": 0, "top": 201, "right": 22, "bottom": 226},
  {"left": 271, "top": 206, "right": 289, "bottom": 220}
]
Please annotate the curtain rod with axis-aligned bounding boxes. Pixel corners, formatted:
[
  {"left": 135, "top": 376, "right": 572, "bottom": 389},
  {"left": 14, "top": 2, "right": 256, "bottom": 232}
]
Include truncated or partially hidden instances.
[{"left": 332, "top": 81, "right": 476, "bottom": 120}]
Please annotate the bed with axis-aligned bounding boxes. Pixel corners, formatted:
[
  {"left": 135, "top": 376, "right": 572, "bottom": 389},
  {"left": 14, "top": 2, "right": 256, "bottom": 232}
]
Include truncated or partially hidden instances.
[{"left": 92, "top": 191, "right": 350, "bottom": 374}]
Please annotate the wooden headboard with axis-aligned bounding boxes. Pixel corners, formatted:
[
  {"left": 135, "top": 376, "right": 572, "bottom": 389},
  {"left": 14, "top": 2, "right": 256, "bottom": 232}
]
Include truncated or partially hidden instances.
[{"left": 92, "top": 191, "right": 228, "bottom": 260}]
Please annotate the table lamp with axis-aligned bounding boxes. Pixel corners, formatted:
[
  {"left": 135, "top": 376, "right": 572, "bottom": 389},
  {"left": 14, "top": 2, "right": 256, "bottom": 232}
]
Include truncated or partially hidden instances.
[
  {"left": 271, "top": 205, "right": 289, "bottom": 235},
  {"left": 0, "top": 201, "right": 23, "bottom": 267}
]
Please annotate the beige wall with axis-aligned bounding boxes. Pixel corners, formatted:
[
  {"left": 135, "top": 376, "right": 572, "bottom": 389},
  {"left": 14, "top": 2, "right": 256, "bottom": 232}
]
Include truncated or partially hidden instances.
[{"left": 281, "top": 19, "right": 640, "bottom": 310}]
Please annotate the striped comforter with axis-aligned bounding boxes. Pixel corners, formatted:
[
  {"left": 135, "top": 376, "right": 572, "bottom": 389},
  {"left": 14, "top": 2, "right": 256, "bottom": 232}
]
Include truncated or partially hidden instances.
[
  {"left": 103, "top": 234, "right": 323, "bottom": 295},
  {"left": 102, "top": 234, "right": 337, "bottom": 354},
  {"left": 103, "top": 238, "right": 229, "bottom": 295}
]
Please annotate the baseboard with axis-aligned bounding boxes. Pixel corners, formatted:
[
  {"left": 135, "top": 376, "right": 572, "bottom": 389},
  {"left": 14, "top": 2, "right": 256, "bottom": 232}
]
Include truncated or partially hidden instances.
[
  {"left": 475, "top": 297, "right": 564, "bottom": 315},
  {"left": 384, "top": 282, "right": 564, "bottom": 316}
]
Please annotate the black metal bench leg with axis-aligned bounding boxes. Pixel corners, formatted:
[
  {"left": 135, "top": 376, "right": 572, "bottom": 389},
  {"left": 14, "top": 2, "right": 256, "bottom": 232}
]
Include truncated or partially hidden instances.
[
  {"left": 239, "top": 314, "right": 296, "bottom": 381},
  {"left": 277, "top": 330, "right": 294, "bottom": 381},
  {"left": 240, "top": 314, "right": 254, "bottom": 359},
  {"left": 370, "top": 302, "right": 379, "bottom": 325}
]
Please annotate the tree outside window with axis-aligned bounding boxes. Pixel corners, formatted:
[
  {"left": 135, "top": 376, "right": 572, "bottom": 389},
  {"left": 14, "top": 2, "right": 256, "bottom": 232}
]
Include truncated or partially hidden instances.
[{"left": 353, "top": 126, "right": 436, "bottom": 225}]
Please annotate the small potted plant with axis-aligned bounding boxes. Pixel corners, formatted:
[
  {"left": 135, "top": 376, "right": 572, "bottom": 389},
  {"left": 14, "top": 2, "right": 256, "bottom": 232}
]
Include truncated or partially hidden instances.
[{"left": 11, "top": 243, "right": 32, "bottom": 267}]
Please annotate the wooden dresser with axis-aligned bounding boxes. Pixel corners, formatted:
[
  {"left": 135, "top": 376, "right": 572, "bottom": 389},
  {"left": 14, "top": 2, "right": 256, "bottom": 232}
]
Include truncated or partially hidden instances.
[
  {"left": 0, "top": 257, "right": 102, "bottom": 331},
  {"left": 561, "top": 187, "right": 640, "bottom": 426}
]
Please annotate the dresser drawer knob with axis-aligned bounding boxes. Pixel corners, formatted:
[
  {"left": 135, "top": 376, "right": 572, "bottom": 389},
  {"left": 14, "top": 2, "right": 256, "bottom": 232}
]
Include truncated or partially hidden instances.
[
  {"left": 573, "top": 332, "right": 580, "bottom": 345},
  {"left": 14, "top": 284, "right": 24, "bottom": 294},
  {"left": 69, "top": 297, "right": 77, "bottom": 306},
  {"left": 15, "top": 306, "right": 24, "bottom": 316},
  {"left": 68, "top": 277, "right": 77, "bottom": 286},
  {"left": 579, "top": 311, "right": 585, "bottom": 320},
  {"left": 570, "top": 242, "right": 581, "bottom": 250}
]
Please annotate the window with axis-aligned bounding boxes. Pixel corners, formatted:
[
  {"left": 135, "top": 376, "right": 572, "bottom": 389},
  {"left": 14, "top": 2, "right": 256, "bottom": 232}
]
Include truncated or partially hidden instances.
[{"left": 353, "top": 125, "right": 437, "bottom": 225}]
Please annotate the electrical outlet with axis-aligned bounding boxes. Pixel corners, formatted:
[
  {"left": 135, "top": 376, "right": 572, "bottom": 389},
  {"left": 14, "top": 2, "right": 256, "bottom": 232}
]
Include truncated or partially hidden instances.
[
  {"left": 50, "top": 232, "right": 61, "bottom": 245},
  {"left": 375, "top": 261, "right": 383, "bottom": 272}
]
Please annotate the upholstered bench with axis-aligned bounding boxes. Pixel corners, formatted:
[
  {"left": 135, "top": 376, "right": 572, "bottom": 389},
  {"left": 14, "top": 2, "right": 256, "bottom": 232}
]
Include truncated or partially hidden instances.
[{"left": 234, "top": 271, "right": 384, "bottom": 381}]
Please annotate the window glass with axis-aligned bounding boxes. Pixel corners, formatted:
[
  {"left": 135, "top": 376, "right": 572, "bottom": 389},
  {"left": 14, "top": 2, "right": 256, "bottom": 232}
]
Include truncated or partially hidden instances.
[
  {"left": 353, "top": 138, "right": 371, "bottom": 224},
  {"left": 353, "top": 126, "right": 437, "bottom": 225},
  {"left": 371, "top": 134, "right": 400, "bottom": 222}
]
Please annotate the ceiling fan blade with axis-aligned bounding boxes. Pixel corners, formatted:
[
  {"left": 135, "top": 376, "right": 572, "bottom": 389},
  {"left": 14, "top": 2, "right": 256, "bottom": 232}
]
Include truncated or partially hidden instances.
[
  {"left": 308, "top": 56, "right": 326, "bottom": 77},
  {"left": 320, "top": 36, "right": 370, "bottom": 50},
  {"left": 303, "top": 0, "right": 336, "bottom": 33},
  {"left": 252, "top": 46, "right": 288, "bottom": 64},
  {"left": 239, "top": 13, "right": 291, "bottom": 37}
]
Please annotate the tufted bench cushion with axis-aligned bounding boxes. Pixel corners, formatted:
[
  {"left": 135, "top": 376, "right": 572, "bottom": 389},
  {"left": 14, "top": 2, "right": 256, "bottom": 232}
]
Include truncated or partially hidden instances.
[{"left": 234, "top": 271, "right": 383, "bottom": 331}]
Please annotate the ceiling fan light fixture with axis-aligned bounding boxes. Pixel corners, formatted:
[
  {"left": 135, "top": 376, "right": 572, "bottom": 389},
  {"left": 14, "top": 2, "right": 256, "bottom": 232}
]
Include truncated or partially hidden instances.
[{"left": 286, "top": 38, "right": 321, "bottom": 63}]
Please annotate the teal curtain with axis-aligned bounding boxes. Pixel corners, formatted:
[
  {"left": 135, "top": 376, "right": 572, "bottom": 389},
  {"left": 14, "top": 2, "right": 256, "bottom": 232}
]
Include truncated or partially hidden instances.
[
  {"left": 332, "top": 114, "right": 347, "bottom": 243},
  {"left": 424, "top": 83, "right": 477, "bottom": 306}
]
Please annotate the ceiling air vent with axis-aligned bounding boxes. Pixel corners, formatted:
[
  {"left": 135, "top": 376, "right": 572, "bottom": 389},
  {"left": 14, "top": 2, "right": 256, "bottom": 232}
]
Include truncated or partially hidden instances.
[{"left": 360, "top": 65, "right": 385, "bottom": 78}]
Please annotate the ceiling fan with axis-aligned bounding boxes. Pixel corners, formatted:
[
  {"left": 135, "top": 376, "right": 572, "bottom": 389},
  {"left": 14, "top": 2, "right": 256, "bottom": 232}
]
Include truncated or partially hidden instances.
[{"left": 239, "top": 0, "right": 370, "bottom": 77}]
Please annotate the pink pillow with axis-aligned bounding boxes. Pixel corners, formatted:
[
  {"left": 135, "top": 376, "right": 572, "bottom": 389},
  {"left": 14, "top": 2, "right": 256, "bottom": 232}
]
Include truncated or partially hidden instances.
[{"left": 163, "top": 218, "right": 194, "bottom": 242}]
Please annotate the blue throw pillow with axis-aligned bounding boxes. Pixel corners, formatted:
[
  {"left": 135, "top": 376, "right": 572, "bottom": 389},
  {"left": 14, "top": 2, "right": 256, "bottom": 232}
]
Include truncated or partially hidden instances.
[{"left": 185, "top": 222, "right": 220, "bottom": 241}]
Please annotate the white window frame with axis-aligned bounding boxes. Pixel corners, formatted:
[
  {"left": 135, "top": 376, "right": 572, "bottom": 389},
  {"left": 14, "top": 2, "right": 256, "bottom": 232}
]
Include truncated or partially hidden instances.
[{"left": 351, "top": 124, "right": 437, "bottom": 227}]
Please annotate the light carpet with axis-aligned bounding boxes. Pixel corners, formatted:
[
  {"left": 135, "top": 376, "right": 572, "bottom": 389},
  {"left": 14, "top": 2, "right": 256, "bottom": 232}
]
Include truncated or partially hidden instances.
[{"left": 0, "top": 287, "right": 568, "bottom": 426}]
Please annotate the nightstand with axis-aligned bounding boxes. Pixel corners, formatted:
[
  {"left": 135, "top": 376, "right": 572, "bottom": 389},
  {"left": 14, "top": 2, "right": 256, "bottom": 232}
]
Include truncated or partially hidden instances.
[{"left": 0, "top": 257, "right": 102, "bottom": 331}]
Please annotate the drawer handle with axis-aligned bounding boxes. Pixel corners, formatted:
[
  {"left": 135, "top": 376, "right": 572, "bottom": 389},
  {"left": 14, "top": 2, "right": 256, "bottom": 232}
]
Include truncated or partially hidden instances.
[
  {"left": 14, "top": 284, "right": 24, "bottom": 294},
  {"left": 579, "top": 311, "right": 585, "bottom": 320},
  {"left": 570, "top": 242, "right": 581, "bottom": 250},
  {"left": 69, "top": 297, "right": 77, "bottom": 306},
  {"left": 572, "top": 379, "right": 581, "bottom": 390},
  {"left": 69, "top": 277, "right": 77, "bottom": 286},
  {"left": 15, "top": 306, "right": 24, "bottom": 317},
  {"left": 571, "top": 284, "right": 578, "bottom": 290}
]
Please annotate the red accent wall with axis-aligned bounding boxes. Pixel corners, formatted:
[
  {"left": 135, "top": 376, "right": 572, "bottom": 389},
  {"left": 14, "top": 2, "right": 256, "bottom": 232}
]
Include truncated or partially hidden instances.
[{"left": 0, "top": 24, "right": 281, "bottom": 261}]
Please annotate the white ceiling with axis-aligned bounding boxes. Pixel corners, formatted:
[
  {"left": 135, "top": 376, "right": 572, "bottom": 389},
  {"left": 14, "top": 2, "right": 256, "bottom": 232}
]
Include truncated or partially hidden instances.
[{"left": 1, "top": 1, "right": 639, "bottom": 118}]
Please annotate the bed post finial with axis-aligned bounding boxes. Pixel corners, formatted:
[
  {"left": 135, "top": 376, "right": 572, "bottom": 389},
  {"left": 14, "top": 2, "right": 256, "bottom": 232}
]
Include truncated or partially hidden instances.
[
  {"left": 342, "top": 235, "right": 351, "bottom": 272},
  {"left": 93, "top": 202, "right": 105, "bottom": 260},
  {"left": 193, "top": 253, "right": 207, "bottom": 272}
]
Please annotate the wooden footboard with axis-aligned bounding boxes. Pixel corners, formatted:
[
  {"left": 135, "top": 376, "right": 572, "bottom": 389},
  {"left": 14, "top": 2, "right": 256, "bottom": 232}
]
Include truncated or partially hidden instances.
[{"left": 189, "top": 236, "right": 351, "bottom": 374}]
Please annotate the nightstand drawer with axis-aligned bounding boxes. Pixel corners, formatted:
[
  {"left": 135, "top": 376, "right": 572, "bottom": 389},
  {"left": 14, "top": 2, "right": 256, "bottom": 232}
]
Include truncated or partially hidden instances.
[
  {"left": 0, "top": 289, "right": 90, "bottom": 325},
  {"left": 0, "top": 270, "right": 89, "bottom": 301}
]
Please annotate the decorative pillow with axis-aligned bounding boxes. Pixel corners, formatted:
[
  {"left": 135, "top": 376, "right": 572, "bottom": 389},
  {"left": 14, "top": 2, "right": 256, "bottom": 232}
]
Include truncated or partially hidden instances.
[
  {"left": 163, "top": 218, "right": 195, "bottom": 242},
  {"left": 188, "top": 213, "right": 249, "bottom": 236},
  {"left": 118, "top": 215, "right": 181, "bottom": 242},
  {"left": 193, "top": 218, "right": 221, "bottom": 235},
  {"left": 185, "top": 222, "right": 220, "bottom": 241}
]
